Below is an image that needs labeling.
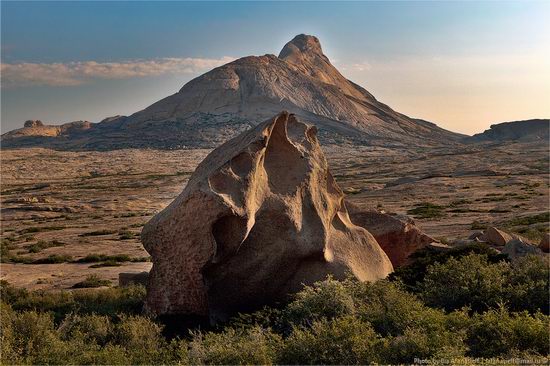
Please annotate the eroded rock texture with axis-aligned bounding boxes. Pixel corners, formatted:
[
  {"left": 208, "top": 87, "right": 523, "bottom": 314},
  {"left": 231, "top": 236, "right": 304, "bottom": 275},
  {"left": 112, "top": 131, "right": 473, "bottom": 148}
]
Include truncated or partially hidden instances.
[
  {"left": 347, "top": 204, "right": 435, "bottom": 267},
  {"left": 142, "top": 111, "right": 393, "bottom": 321}
]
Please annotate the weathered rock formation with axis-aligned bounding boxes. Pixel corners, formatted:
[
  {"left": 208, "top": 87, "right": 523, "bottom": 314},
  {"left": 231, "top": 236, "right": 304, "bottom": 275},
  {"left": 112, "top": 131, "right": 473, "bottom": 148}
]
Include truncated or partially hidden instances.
[
  {"left": 141, "top": 111, "right": 393, "bottom": 322},
  {"left": 347, "top": 204, "right": 435, "bottom": 267}
]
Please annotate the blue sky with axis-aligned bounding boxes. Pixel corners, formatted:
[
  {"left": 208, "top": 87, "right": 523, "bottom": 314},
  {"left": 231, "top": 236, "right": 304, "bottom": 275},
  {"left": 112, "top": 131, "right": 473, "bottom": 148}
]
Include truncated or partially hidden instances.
[{"left": 2, "top": 1, "right": 549, "bottom": 134}]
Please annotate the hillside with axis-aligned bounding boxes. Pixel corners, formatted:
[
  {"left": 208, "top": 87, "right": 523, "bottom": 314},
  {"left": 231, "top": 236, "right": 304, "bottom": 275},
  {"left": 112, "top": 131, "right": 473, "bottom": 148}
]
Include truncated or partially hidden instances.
[{"left": 3, "top": 34, "right": 466, "bottom": 150}]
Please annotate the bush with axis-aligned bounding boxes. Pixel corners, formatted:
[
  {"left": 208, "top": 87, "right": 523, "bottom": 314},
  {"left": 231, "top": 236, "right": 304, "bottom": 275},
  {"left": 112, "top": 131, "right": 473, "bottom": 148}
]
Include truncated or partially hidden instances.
[
  {"left": 466, "top": 307, "right": 550, "bottom": 357},
  {"left": 281, "top": 276, "right": 355, "bottom": 329},
  {"left": 277, "top": 316, "right": 381, "bottom": 365},
  {"left": 390, "top": 243, "right": 508, "bottom": 292},
  {"left": 188, "top": 326, "right": 281, "bottom": 365},
  {"left": 58, "top": 313, "right": 114, "bottom": 345},
  {"left": 114, "top": 315, "right": 168, "bottom": 364},
  {"left": 421, "top": 254, "right": 509, "bottom": 312},
  {"left": 32, "top": 254, "right": 73, "bottom": 264},
  {"left": 75, "top": 254, "right": 132, "bottom": 263},
  {"left": 72, "top": 275, "right": 112, "bottom": 289},
  {"left": 407, "top": 202, "right": 445, "bottom": 219},
  {"left": 420, "top": 254, "right": 549, "bottom": 313},
  {"left": 506, "top": 255, "right": 549, "bottom": 314},
  {"left": 1, "top": 265, "right": 548, "bottom": 365},
  {"left": 1, "top": 281, "right": 145, "bottom": 322}
]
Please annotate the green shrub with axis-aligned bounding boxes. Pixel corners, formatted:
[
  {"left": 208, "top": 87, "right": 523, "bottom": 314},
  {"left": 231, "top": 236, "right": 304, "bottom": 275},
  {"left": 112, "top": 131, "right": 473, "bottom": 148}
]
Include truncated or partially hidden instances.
[
  {"left": 407, "top": 202, "right": 445, "bottom": 219},
  {"left": 72, "top": 275, "right": 112, "bottom": 289},
  {"left": 114, "top": 315, "right": 168, "bottom": 364},
  {"left": 75, "top": 254, "right": 132, "bottom": 263},
  {"left": 421, "top": 254, "right": 509, "bottom": 312},
  {"left": 380, "top": 326, "right": 466, "bottom": 364},
  {"left": 188, "top": 326, "right": 281, "bottom": 365},
  {"left": 28, "top": 240, "right": 65, "bottom": 253},
  {"left": 390, "top": 243, "right": 508, "bottom": 292},
  {"left": 32, "top": 254, "right": 73, "bottom": 264},
  {"left": 506, "top": 255, "right": 549, "bottom": 314},
  {"left": 58, "top": 313, "right": 114, "bottom": 345},
  {"left": 420, "top": 254, "right": 549, "bottom": 314},
  {"left": 278, "top": 316, "right": 381, "bottom": 365},
  {"left": 0, "top": 308, "right": 65, "bottom": 364},
  {"left": 466, "top": 307, "right": 550, "bottom": 357},
  {"left": 1, "top": 281, "right": 145, "bottom": 322},
  {"left": 281, "top": 276, "right": 355, "bottom": 328},
  {"left": 90, "top": 259, "right": 122, "bottom": 268}
]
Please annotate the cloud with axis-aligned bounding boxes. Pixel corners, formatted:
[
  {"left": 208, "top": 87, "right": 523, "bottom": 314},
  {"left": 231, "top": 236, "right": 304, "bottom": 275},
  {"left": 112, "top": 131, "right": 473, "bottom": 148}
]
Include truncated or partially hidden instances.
[{"left": 1, "top": 56, "right": 235, "bottom": 88}]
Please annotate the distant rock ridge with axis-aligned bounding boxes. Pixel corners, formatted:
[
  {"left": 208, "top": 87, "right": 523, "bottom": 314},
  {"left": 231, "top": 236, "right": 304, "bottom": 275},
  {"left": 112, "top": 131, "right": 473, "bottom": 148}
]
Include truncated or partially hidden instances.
[
  {"left": 470, "top": 119, "right": 549, "bottom": 142},
  {"left": 2, "top": 34, "right": 469, "bottom": 150}
]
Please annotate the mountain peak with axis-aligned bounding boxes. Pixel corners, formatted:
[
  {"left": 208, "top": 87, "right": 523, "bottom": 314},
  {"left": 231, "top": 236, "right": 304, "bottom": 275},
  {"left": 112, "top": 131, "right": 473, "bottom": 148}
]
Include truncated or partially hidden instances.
[{"left": 278, "top": 34, "right": 324, "bottom": 59}]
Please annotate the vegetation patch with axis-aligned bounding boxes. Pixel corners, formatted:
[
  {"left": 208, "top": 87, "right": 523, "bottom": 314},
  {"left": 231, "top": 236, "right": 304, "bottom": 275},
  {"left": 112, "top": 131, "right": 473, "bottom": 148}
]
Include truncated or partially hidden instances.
[
  {"left": 1, "top": 250, "right": 548, "bottom": 366},
  {"left": 18, "top": 226, "right": 64, "bottom": 234},
  {"left": 32, "top": 254, "right": 73, "bottom": 264},
  {"left": 74, "top": 254, "right": 150, "bottom": 264},
  {"left": 28, "top": 240, "right": 65, "bottom": 253},
  {"left": 407, "top": 202, "right": 445, "bottom": 219},
  {"left": 500, "top": 212, "right": 549, "bottom": 242},
  {"left": 470, "top": 220, "right": 487, "bottom": 230},
  {"left": 72, "top": 275, "right": 112, "bottom": 289}
]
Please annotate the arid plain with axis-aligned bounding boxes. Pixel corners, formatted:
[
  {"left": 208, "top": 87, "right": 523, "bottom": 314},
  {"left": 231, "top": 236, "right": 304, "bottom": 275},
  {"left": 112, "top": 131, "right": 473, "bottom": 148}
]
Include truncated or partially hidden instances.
[{"left": 1, "top": 139, "right": 547, "bottom": 289}]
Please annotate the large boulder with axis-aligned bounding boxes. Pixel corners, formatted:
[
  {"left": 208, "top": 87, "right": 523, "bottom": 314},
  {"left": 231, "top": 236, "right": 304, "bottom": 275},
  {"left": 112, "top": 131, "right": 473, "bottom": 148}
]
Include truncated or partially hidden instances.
[
  {"left": 142, "top": 112, "right": 393, "bottom": 322},
  {"left": 347, "top": 204, "right": 435, "bottom": 267}
]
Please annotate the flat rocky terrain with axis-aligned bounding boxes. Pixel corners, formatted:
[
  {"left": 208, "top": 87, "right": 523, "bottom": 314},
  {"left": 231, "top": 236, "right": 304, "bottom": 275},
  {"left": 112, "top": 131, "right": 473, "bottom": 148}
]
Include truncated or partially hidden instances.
[{"left": 1, "top": 141, "right": 548, "bottom": 290}]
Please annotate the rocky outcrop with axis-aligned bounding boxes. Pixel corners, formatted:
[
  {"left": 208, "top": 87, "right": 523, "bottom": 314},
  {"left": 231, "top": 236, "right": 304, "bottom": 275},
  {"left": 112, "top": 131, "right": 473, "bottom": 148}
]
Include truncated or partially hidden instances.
[
  {"left": 24, "top": 120, "right": 44, "bottom": 128},
  {"left": 141, "top": 112, "right": 393, "bottom": 322},
  {"left": 469, "top": 119, "right": 549, "bottom": 142},
  {"left": 347, "top": 205, "right": 435, "bottom": 267}
]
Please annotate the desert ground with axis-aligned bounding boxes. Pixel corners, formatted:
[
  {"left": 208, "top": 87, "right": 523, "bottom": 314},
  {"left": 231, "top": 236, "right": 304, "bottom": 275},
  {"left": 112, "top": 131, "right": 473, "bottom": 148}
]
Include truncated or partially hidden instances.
[{"left": 1, "top": 141, "right": 548, "bottom": 289}]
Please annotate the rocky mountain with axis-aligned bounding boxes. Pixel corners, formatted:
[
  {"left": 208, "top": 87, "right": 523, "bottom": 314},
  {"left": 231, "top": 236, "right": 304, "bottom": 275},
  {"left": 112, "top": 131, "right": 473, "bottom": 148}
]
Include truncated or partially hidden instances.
[
  {"left": 469, "top": 119, "right": 549, "bottom": 143},
  {"left": 3, "top": 34, "right": 467, "bottom": 150}
]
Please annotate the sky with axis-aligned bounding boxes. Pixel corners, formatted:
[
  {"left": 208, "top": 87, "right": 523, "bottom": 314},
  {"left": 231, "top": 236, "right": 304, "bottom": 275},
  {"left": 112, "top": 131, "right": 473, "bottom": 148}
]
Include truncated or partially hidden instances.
[{"left": 1, "top": 1, "right": 549, "bottom": 135}]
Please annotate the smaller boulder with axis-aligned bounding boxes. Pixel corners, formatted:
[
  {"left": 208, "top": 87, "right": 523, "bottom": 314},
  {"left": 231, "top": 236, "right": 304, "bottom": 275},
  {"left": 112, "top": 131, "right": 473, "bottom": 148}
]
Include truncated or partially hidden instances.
[
  {"left": 539, "top": 234, "right": 550, "bottom": 253},
  {"left": 119, "top": 272, "right": 149, "bottom": 287},
  {"left": 502, "top": 239, "right": 542, "bottom": 260},
  {"left": 347, "top": 204, "right": 434, "bottom": 267},
  {"left": 481, "top": 227, "right": 514, "bottom": 246}
]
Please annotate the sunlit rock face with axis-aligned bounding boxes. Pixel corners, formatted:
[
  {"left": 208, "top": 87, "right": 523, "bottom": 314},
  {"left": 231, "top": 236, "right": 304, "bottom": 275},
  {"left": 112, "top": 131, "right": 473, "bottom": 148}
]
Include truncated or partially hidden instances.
[{"left": 141, "top": 111, "right": 393, "bottom": 322}]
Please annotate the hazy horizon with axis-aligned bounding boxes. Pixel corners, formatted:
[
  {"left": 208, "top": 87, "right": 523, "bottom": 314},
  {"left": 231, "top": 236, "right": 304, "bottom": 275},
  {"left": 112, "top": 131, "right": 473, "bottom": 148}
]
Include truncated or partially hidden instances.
[{"left": 1, "top": 1, "right": 549, "bottom": 135}]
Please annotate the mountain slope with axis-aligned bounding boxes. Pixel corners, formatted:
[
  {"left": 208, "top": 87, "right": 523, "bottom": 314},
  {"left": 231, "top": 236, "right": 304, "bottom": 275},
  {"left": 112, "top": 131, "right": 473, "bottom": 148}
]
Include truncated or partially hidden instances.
[{"left": 2, "top": 34, "right": 465, "bottom": 150}]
